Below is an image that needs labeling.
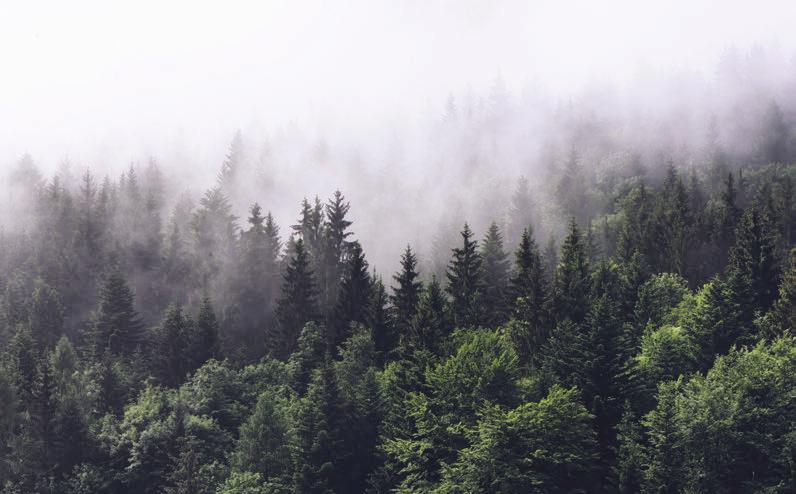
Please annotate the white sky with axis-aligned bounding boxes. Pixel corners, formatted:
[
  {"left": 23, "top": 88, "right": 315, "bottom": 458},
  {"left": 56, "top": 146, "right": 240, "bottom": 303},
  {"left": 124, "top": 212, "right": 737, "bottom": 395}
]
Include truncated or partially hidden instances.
[{"left": 1, "top": 0, "right": 795, "bottom": 170}]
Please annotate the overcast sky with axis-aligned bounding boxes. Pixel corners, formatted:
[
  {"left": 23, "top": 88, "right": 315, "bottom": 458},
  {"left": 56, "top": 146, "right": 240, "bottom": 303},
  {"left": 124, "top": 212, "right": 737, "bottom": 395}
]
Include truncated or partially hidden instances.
[{"left": 1, "top": 0, "right": 795, "bottom": 170}]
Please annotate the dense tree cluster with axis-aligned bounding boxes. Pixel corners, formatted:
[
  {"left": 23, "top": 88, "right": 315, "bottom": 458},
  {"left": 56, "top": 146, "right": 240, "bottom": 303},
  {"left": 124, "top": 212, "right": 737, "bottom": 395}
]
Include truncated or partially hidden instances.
[{"left": 0, "top": 126, "right": 794, "bottom": 493}]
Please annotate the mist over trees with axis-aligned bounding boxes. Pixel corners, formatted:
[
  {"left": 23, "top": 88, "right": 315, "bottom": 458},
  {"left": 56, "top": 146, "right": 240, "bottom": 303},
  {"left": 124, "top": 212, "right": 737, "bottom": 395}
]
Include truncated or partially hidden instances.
[{"left": 0, "top": 45, "right": 795, "bottom": 493}]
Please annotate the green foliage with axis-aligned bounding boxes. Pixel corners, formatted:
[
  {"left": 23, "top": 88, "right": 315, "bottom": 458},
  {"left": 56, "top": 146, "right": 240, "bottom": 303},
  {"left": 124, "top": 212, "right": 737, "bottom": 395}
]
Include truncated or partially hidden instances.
[
  {"left": 437, "top": 386, "right": 598, "bottom": 493},
  {"left": 391, "top": 245, "right": 422, "bottom": 340},
  {"left": 230, "top": 391, "right": 294, "bottom": 487},
  {"left": 638, "top": 336, "right": 796, "bottom": 492},
  {"left": 446, "top": 224, "right": 485, "bottom": 328},
  {"left": 84, "top": 268, "right": 145, "bottom": 360},
  {"left": 553, "top": 218, "right": 591, "bottom": 324},
  {"left": 480, "top": 222, "right": 510, "bottom": 327},
  {"left": 275, "top": 238, "right": 320, "bottom": 359}
]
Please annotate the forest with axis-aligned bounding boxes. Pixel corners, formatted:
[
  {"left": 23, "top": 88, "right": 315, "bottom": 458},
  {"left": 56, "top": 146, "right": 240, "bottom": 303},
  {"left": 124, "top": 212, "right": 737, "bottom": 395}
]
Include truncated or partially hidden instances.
[{"left": 1, "top": 45, "right": 796, "bottom": 493}]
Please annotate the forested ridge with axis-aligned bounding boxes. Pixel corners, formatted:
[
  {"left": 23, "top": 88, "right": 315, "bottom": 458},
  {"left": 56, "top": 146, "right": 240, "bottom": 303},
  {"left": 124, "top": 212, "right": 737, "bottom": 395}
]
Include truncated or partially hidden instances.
[{"left": 1, "top": 100, "right": 796, "bottom": 492}]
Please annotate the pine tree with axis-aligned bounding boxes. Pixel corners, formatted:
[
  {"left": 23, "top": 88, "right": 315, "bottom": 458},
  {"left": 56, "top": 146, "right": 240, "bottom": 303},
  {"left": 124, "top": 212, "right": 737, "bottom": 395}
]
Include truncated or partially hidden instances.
[
  {"left": 292, "top": 197, "right": 324, "bottom": 261},
  {"left": 288, "top": 322, "right": 328, "bottom": 396},
  {"left": 446, "top": 224, "right": 485, "bottom": 328},
  {"left": 152, "top": 305, "right": 191, "bottom": 387},
  {"left": 408, "top": 276, "right": 449, "bottom": 354},
  {"left": 552, "top": 218, "right": 591, "bottom": 324},
  {"left": 480, "top": 222, "right": 510, "bottom": 327},
  {"left": 85, "top": 268, "right": 145, "bottom": 360},
  {"left": 275, "top": 238, "right": 320, "bottom": 359},
  {"left": 766, "top": 248, "right": 795, "bottom": 337},
  {"left": 642, "top": 380, "right": 684, "bottom": 493},
  {"left": 321, "top": 191, "right": 353, "bottom": 316},
  {"left": 507, "top": 227, "right": 549, "bottom": 366},
  {"left": 390, "top": 245, "right": 422, "bottom": 338},
  {"left": 233, "top": 203, "right": 280, "bottom": 360},
  {"left": 727, "top": 204, "right": 780, "bottom": 313},
  {"left": 190, "top": 297, "right": 222, "bottom": 370},
  {"left": 368, "top": 275, "right": 396, "bottom": 362},
  {"left": 231, "top": 390, "right": 293, "bottom": 487},
  {"left": 28, "top": 278, "right": 64, "bottom": 350},
  {"left": 331, "top": 241, "right": 371, "bottom": 350},
  {"left": 293, "top": 358, "right": 346, "bottom": 494}
]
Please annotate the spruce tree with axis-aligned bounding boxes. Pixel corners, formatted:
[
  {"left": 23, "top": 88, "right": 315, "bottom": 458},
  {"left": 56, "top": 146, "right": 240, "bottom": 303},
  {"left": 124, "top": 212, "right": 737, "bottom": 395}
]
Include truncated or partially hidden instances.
[
  {"left": 446, "top": 224, "right": 485, "bottom": 328},
  {"left": 234, "top": 203, "right": 280, "bottom": 360},
  {"left": 321, "top": 190, "right": 353, "bottom": 315},
  {"left": 190, "top": 297, "right": 222, "bottom": 369},
  {"left": 368, "top": 275, "right": 396, "bottom": 362},
  {"left": 152, "top": 305, "right": 191, "bottom": 387},
  {"left": 552, "top": 218, "right": 591, "bottom": 324},
  {"left": 275, "top": 238, "right": 320, "bottom": 359},
  {"left": 727, "top": 204, "right": 780, "bottom": 313},
  {"left": 480, "top": 222, "right": 510, "bottom": 327},
  {"left": 28, "top": 278, "right": 64, "bottom": 351},
  {"left": 409, "top": 276, "right": 449, "bottom": 354},
  {"left": 293, "top": 358, "right": 346, "bottom": 494},
  {"left": 331, "top": 241, "right": 371, "bottom": 350},
  {"left": 507, "top": 227, "right": 549, "bottom": 366},
  {"left": 390, "top": 245, "right": 422, "bottom": 337},
  {"left": 85, "top": 268, "right": 145, "bottom": 360}
]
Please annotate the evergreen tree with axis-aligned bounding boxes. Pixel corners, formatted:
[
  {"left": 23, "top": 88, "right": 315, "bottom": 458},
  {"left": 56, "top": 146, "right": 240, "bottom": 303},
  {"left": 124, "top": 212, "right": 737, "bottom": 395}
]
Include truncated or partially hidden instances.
[
  {"left": 367, "top": 275, "right": 396, "bottom": 362},
  {"left": 408, "top": 276, "right": 449, "bottom": 354},
  {"left": 331, "top": 241, "right": 371, "bottom": 350},
  {"left": 293, "top": 358, "right": 346, "bottom": 494},
  {"left": 28, "top": 278, "right": 64, "bottom": 350},
  {"left": 275, "top": 238, "right": 320, "bottom": 359},
  {"left": 152, "top": 305, "right": 191, "bottom": 387},
  {"left": 190, "top": 297, "right": 222, "bottom": 370},
  {"left": 390, "top": 245, "right": 422, "bottom": 339},
  {"left": 321, "top": 190, "right": 353, "bottom": 316},
  {"left": 727, "top": 203, "right": 780, "bottom": 313},
  {"left": 507, "top": 226, "right": 549, "bottom": 366},
  {"left": 233, "top": 203, "right": 280, "bottom": 360},
  {"left": 231, "top": 390, "right": 293, "bottom": 487},
  {"left": 446, "top": 224, "right": 485, "bottom": 328},
  {"left": 85, "top": 268, "right": 145, "bottom": 360},
  {"left": 552, "top": 218, "right": 591, "bottom": 324},
  {"left": 480, "top": 222, "right": 510, "bottom": 326}
]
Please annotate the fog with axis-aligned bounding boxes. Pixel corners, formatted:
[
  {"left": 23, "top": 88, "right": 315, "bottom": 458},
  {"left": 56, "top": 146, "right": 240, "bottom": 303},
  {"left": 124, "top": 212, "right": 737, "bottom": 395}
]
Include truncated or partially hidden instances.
[{"left": 2, "top": 0, "right": 796, "bottom": 275}]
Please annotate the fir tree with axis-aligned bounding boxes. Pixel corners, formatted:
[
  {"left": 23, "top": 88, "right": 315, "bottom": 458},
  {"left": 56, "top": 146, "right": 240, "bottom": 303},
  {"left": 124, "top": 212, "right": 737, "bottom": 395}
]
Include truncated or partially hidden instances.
[
  {"left": 275, "top": 238, "right": 320, "bottom": 359},
  {"left": 390, "top": 245, "right": 422, "bottom": 337},
  {"left": 331, "top": 241, "right": 371, "bottom": 350},
  {"left": 552, "top": 218, "right": 591, "bottom": 324},
  {"left": 367, "top": 275, "right": 396, "bottom": 362},
  {"left": 508, "top": 226, "right": 549, "bottom": 366},
  {"left": 409, "top": 276, "right": 449, "bottom": 354},
  {"left": 27, "top": 278, "right": 64, "bottom": 350},
  {"left": 727, "top": 203, "right": 780, "bottom": 313},
  {"left": 85, "top": 268, "right": 145, "bottom": 360},
  {"left": 190, "top": 297, "right": 222, "bottom": 370},
  {"left": 446, "top": 224, "right": 485, "bottom": 328},
  {"left": 480, "top": 222, "right": 510, "bottom": 326}
]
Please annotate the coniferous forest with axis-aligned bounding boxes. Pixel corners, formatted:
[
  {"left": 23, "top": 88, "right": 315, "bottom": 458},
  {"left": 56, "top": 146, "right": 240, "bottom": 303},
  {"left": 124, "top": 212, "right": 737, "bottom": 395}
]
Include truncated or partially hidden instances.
[
  {"left": 1, "top": 121, "right": 794, "bottom": 493},
  {"left": 2, "top": 6, "right": 796, "bottom": 494}
]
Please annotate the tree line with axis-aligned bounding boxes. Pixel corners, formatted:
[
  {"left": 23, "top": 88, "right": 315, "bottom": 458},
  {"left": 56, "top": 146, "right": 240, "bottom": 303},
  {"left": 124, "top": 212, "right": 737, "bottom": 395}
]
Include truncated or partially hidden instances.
[{"left": 0, "top": 147, "right": 794, "bottom": 492}]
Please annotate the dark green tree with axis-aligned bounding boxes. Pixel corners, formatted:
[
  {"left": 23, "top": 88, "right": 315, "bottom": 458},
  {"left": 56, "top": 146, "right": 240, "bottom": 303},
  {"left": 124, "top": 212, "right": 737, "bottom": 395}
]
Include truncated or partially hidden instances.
[
  {"left": 84, "top": 268, "right": 145, "bottom": 360},
  {"left": 446, "top": 224, "right": 485, "bottom": 328},
  {"left": 275, "top": 238, "right": 320, "bottom": 359},
  {"left": 552, "top": 218, "right": 591, "bottom": 324},
  {"left": 390, "top": 245, "right": 422, "bottom": 338},
  {"left": 480, "top": 222, "right": 510, "bottom": 326},
  {"left": 331, "top": 241, "right": 371, "bottom": 351}
]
